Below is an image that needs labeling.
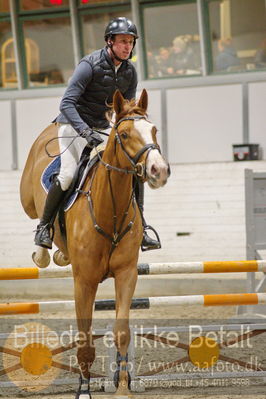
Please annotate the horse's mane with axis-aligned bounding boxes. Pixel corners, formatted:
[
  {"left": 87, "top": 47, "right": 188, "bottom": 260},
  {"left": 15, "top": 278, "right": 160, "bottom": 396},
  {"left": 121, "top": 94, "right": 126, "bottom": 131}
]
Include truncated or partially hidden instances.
[{"left": 106, "top": 98, "right": 147, "bottom": 124}]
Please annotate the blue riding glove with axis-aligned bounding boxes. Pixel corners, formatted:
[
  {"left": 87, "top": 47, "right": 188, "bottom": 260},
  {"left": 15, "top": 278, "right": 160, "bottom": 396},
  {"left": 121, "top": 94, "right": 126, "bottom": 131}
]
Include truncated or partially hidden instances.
[{"left": 80, "top": 128, "right": 104, "bottom": 148}]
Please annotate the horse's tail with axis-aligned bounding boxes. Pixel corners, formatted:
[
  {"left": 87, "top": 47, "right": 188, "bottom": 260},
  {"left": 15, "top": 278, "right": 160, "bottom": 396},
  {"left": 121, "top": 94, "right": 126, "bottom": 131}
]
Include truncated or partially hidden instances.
[
  {"left": 20, "top": 124, "right": 58, "bottom": 219},
  {"left": 20, "top": 141, "right": 39, "bottom": 219}
]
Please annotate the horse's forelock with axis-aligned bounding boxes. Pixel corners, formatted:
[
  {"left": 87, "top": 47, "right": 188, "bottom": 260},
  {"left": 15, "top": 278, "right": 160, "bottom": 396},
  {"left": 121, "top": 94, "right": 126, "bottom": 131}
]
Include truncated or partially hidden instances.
[{"left": 114, "top": 99, "right": 147, "bottom": 123}]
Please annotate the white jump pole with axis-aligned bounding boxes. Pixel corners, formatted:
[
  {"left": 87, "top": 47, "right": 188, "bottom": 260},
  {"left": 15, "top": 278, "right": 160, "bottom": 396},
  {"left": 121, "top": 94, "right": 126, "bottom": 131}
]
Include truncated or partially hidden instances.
[
  {"left": 1, "top": 293, "right": 266, "bottom": 315},
  {"left": 1, "top": 260, "right": 266, "bottom": 280}
]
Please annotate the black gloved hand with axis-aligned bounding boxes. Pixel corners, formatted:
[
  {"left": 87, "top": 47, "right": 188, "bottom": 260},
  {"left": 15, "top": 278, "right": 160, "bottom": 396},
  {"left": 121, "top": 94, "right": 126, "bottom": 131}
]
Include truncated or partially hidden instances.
[{"left": 80, "top": 128, "right": 104, "bottom": 148}]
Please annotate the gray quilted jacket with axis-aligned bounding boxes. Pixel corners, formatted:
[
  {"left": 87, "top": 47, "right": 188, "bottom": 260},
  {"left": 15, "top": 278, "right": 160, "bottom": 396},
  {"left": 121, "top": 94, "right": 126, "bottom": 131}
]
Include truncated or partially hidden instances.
[{"left": 55, "top": 47, "right": 137, "bottom": 133}]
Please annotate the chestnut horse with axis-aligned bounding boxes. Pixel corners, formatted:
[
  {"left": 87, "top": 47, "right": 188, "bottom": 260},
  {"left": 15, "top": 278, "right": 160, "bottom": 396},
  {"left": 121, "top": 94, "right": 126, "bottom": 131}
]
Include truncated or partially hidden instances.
[{"left": 20, "top": 89, "right": 170, "bottom": 398}]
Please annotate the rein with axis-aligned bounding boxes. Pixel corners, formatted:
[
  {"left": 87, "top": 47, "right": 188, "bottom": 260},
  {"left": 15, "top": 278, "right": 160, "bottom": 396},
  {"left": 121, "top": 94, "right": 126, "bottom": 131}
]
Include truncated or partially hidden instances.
[
  {"left": 45, "top": 129, "right": 109, "bottom": 158},
  {"left": 80, "top": 115, "right": 160, "bottom": 251},
  {"left": 83, "top": 167, "right": 138, "bottom": 250}
]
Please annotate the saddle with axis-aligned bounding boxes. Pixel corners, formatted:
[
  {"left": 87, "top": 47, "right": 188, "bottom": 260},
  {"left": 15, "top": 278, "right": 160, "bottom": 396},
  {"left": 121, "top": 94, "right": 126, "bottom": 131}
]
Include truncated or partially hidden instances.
[
  {"left": 41, "top": 146, "right": 101, "bottom": 211},
  {"left": 41, "top": 146, "right": 102, "bottom": 242}
]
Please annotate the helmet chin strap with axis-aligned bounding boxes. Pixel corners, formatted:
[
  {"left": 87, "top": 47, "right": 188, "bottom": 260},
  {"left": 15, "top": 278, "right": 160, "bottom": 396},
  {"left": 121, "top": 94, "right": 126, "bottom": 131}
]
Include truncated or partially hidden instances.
[
  {"left": 109, "top": 45, "right": 126, "bottom": 62},
  {"left": 107, "top": 43, "right": 129, "bottom": 63},
  {"left": 107, "top": 41, "right": 134, "bottom": 62}
]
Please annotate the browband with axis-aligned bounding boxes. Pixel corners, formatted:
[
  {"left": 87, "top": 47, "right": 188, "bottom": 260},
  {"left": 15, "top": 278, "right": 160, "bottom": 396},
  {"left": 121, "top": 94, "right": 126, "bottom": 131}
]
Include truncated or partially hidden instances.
[{"left": 114, "top": 116, "right": 146, "bottom": 129}]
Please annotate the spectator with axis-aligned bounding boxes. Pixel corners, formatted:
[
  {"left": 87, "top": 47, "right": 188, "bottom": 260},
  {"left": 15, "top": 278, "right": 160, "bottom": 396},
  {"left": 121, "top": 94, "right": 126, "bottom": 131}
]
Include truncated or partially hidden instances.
[
  {"left": 215, "top": 38, "right": 240, "bottom": 71},
  {"left": 168, "top": 35, "right": 198, "bottom": 75},
  {"left": 155, "top": 47, "right": 173, "bottom": 77}
]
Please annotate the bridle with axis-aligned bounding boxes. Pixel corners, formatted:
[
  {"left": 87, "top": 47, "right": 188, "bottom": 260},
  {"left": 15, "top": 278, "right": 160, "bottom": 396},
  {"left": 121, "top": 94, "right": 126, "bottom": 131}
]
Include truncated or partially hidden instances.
[
  {"left": 96, "top": 115, "right": 161, "bottom": 179},
  {"left": 81, "top": 115, "right": 161, "bottom": 252}
]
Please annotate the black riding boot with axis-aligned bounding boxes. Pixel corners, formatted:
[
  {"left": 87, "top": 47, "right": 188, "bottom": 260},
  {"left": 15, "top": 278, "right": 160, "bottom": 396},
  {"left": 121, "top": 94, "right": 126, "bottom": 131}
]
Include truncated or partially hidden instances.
[
  {"left": 135, "top": 180, "right": 161, "bottom": 251},
  {"left": 34, "top": 177, "right": 65, "bottom": 249}
]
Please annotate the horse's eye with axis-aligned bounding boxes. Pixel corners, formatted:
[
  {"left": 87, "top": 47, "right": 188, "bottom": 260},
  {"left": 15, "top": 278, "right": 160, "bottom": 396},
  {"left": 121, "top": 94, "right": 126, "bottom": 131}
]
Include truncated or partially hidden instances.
[{"left": 121, "top": 132, "right": 128, "bottom": 140}]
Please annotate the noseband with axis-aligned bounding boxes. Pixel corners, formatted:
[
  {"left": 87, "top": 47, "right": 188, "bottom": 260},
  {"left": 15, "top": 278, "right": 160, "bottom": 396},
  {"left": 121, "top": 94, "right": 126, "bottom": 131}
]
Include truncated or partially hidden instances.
[{"left": 114, "top": 116, "right": 161, "bottom": 178}]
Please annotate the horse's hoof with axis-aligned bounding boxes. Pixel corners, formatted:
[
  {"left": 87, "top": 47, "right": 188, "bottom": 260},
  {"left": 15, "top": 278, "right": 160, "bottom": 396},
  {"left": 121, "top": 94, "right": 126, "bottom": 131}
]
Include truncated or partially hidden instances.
[
  {"left": 32, "top": 251, "right": 50, "bottom": 268},
  {"left": 115, "top": 385, "right": 131, "bottom": 396},
  {"left": 53, "top": 249, "right": 70, "bottom": 266}
]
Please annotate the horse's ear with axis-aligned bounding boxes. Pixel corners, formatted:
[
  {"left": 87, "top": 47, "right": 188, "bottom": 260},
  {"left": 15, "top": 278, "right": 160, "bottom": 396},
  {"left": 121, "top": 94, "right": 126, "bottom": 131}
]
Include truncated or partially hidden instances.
[
  {"left": 137, "top": 89, "right": 148, "bottom": 112},
  {"left": 113, "top": 90, "right": 125, "bottom": 115}
]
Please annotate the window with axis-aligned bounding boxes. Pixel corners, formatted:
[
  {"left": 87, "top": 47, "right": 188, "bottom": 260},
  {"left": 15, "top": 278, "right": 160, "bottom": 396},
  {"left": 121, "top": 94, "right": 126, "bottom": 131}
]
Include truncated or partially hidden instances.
[
  {"left": 0, "top": 22, "right": 17, "bottom": 88},
  {"left": 80, "top": 0, "right": 128, "bottom": 5},
  {"left": 22, "top": 16, "right": 74, "bottom": 86},
  {"left": 0, "top": 0, "right": 9, "bottom": 13},
  {"left": 208, "top": 0, "right": 266, "bottom": 73},
  {"left": 80, "top": 9, "right": 132, "bottom": 55},
  {"left": 141, "top": 1, "right": 201, "bottom": 79},
  {"left": 20, "top": 0, "right": 69, "bottom": 11}
]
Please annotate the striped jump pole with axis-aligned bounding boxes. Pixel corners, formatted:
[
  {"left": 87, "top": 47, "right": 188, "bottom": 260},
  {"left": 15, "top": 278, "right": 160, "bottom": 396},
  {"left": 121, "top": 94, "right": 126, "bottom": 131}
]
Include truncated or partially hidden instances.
[
  {"left": 0, "top": 267, "right": 73, "bottom": 280},
  {"left": 1, "top": 293, "right": 266, "bottom": 315},
  {"left": 1, "top": 260, "right": 266, "bottom": 280},
  {"left": 138, "top": 260, "right": 266, "bottom": 275}
]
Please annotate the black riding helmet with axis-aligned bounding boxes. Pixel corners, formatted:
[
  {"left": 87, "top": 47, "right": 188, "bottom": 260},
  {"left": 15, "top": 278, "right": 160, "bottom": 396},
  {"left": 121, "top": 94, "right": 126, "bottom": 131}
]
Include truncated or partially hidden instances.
[{"left": 104, "top": 17, "right": 138, "bottom": 62}]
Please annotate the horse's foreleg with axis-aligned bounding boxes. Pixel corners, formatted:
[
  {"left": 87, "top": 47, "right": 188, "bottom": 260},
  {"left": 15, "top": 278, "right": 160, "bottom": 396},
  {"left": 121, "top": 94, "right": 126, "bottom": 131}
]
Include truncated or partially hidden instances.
[
  {"left": 113, "top": 267, "right": 138, "bottom": 396},
  {"left": 32, "top": 247, "right": 50, "bottom": 268},
  {"left": 74, "top": 278, "right": 98, "bottom": 389}
]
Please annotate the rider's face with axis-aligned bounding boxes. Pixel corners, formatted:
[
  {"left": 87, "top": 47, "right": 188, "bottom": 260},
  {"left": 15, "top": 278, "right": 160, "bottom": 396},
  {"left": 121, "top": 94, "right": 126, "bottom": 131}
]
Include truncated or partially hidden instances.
[{"left": 111, "top": 34, "right": 134, "bottom": 61}]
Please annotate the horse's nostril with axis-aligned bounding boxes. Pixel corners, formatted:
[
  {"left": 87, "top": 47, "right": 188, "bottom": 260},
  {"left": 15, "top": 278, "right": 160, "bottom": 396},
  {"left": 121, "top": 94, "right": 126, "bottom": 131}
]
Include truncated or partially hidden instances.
[{"left": 151, "top": 164, "right": 160, "bottom": 177}]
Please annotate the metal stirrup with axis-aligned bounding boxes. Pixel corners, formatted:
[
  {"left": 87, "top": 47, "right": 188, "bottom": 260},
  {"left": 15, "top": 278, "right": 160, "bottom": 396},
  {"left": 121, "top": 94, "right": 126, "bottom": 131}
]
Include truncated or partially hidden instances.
[{"left": 141, "top": 225, "right": 161, "bottom": 251}]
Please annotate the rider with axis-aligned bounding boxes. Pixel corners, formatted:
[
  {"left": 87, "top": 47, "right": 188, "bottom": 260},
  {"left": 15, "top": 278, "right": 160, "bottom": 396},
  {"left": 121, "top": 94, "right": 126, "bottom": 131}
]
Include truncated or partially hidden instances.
[{"left": 34, "top": 16, "right": 161, "bottom": 252}]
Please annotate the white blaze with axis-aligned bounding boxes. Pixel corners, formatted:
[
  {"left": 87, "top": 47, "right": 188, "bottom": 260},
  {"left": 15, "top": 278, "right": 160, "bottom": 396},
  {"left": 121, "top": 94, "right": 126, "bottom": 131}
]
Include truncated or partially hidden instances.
[
  {"left": 134, "top": 119, "right": 168, "bottom": 187},
  {"left": 134, "top": 119, "right": 155, "bottom": 144}
]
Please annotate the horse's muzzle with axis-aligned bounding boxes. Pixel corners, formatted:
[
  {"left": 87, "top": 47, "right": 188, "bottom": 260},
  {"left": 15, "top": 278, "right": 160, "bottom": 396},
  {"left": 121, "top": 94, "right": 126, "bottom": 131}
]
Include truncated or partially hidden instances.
[{"left": 146, "top": 161, "right": 170, "bottom": 188}]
